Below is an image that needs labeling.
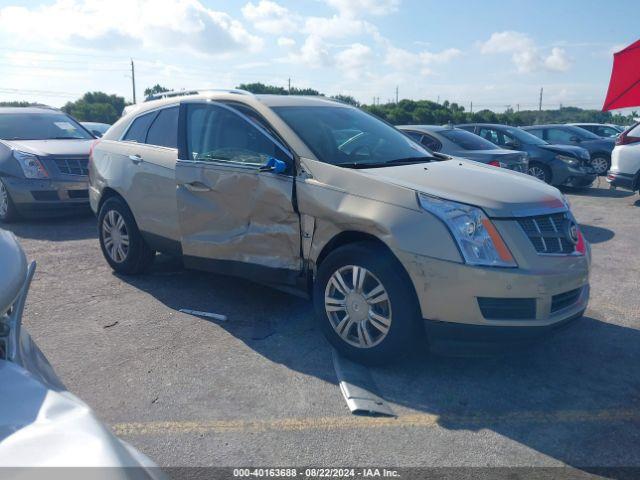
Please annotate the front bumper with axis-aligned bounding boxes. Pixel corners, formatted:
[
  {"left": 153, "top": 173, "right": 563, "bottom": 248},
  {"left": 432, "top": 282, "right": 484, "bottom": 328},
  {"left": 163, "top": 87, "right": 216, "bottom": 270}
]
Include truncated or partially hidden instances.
[
  {"left": 549, "top": 160, "right": 595, "bottom": 187},
  {"left": 606, "top": 171, "right": 636, "bottom": 191},
  {"left": 3, "top": 176, "right": 90, "bottom": 217},
  {"left": 396, "top": 249, "right": 589, "bottom": 351},
  {"left": 563, "top": 173, "right": 596, "bottom": 187}
]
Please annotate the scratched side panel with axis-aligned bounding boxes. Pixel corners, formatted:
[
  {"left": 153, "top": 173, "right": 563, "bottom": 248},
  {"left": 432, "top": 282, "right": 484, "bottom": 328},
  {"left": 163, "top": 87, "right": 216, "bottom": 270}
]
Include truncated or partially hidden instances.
[{"left": 295, "top": 158, "right": 461, "bottom": 269}]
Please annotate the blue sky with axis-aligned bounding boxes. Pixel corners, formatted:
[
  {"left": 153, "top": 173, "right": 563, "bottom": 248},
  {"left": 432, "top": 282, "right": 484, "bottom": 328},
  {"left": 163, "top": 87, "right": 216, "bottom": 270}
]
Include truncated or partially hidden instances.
[{"left": 0, "top": 0, "right": 637, "bottom": 111}]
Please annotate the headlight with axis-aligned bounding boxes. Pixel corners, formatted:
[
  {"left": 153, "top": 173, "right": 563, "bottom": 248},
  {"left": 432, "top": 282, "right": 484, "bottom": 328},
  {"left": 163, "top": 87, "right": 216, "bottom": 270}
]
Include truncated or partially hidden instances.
[
  {"left": 417, "top": 193, "right": 517, "bottom": 268},
  {"left": 556, "top": 154, "right": 579, "bottom": 166},
  {"left": 13, "top": 151, "right": 49, "bottom": 179}
]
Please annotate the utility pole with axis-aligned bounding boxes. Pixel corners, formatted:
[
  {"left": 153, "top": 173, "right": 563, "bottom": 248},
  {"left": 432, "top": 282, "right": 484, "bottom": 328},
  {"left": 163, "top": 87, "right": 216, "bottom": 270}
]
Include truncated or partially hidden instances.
[
  {"left": 470, "top": 101, "right": 473, "bottom": 114},
  {"left": 517, "top": 103, "right": 520, "bottom": 112},
  {"left": 130, "top": 59, "right": 137, "bottom": 104},
  {"left": 437, "top": 95, "right": 440, "bottom": 104},
  {"left": 395, "top": 85, "right": 399, "bottom": 104},
  {"left": 288, "top": 78, "right": 291, "bottom": 93},
  {"left": 538, "top": 87, "right": 543, "bottom": 112}
]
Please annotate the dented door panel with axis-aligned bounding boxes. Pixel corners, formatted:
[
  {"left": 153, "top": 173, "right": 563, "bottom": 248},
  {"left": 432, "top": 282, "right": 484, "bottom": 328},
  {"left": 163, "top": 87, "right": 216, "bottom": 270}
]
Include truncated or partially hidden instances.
[{"left": 176, "top": 161, "right": 301, "bottom": 271}]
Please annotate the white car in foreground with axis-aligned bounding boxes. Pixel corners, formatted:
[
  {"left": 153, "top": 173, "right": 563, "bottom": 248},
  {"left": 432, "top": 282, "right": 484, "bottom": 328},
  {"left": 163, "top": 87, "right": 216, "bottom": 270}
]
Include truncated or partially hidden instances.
[
  {"left": 0, "top": 229, "right": 163, "bottom": 477},
  {"left": 607, "top": 123, "right": 640, "bottom": 193}
]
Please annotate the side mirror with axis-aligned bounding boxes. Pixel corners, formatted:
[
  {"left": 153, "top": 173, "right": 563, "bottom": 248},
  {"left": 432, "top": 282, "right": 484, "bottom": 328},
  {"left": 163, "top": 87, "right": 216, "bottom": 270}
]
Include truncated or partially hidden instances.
[{"left": 259, "top": 157, "right": 287, "bottom": 174}]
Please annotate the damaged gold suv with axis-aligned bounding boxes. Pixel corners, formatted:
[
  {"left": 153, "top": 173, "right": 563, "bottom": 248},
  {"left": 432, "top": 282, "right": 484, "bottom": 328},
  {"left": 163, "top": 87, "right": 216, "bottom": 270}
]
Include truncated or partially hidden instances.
[{"left": 90, "top": 91, "right": 590, "bottom": 364}]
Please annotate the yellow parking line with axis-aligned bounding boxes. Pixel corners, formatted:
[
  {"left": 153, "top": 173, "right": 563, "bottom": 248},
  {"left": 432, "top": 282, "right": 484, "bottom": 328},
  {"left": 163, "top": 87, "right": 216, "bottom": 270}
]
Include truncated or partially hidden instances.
[{"left": 112, "top": 409, "right": 639, "bottom": 436}]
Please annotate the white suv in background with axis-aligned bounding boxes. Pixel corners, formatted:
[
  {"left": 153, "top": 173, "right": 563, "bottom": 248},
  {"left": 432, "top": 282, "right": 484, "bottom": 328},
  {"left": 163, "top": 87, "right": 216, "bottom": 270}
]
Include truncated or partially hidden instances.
[{"left": 607, "top": 122, "right": 640, "bottom": 194}]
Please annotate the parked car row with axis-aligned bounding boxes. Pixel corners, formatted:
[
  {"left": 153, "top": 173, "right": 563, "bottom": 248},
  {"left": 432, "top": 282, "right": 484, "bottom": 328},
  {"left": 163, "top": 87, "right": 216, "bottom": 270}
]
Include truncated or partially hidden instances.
[{"left": 5, "top": 94, "right": 633, "bottom": 363}]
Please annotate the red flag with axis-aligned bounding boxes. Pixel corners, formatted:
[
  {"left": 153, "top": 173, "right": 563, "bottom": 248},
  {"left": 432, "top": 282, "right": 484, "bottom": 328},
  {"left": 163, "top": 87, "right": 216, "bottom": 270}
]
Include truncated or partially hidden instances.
[{"left": 603, "top": 40, "right": 640, "bottom": 111}]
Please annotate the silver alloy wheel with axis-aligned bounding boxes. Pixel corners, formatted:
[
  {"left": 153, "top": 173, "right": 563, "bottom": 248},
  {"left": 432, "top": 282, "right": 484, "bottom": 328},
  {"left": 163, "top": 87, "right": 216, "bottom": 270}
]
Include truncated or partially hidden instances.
[
  {"left": 528, "top": 166, "right": 547, "bottom": 182},
  {"left": 102, "top": 210, "right": 130, "bottom": 263},
  {"left": 591, "top": 157, "right": 609, "bottom": 175},
  {"left": 324, "top": 265, "right": 392, "bottom": 349},
  {"left": 0, "top": 181, "right": 8, "bottom": 218}
]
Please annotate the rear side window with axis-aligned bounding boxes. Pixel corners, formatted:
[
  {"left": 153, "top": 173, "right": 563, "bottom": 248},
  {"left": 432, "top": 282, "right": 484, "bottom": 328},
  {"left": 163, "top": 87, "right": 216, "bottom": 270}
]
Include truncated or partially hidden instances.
[
  {"left": 403, "top": 131, "right": 423, "bottom": 142},
  {"left": 146, "top": 107, "right": 179, "bottom": 148},
  {"left": 420, "top": 134, "right": 442, "bottom": 152},
  {"left": 123, "top": 111, "right": 157, "bottom": 143},
  {"left": 439, "top": 129, "right": 495, "bottom": 151}
]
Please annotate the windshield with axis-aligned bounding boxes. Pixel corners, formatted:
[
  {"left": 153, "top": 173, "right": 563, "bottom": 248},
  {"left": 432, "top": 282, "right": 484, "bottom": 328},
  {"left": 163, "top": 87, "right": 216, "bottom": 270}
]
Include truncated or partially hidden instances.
[
  {"left": 0, "top": 112, "right": 93, "bottom": 140},
  {"left": 503, "top": 127, "right": 548, "bottom": 145},
  {"left": 438, "top": 129, "right": 497, "bottom": 150},
  {"left": 273, "top": 106, "right": 433, "bottom": 167}
]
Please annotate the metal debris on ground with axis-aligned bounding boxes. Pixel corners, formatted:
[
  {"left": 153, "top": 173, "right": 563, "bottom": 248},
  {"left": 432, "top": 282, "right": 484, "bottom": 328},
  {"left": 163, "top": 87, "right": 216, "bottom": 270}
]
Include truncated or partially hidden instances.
[
  {"left": 179, "top": 309, "right": 228, "bottom": 322},
  {"left": 332, "top": 349, "right": 396, "bottom": 417}
]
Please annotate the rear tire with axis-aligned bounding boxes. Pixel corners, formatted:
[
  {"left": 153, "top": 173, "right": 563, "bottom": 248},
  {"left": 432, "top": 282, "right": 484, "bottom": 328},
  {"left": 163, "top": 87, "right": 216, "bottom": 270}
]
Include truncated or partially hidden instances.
[
  {"left": 0, "top": 178, "right": 18, "bottom": 223},
  {"left": 98, "top": 196, "right": 155, "bottom": 274},
  {"left": 313, "top": 242, "right": 421, "bottom": 365},
  {"left": 528, "top": 162, "right": 552, "bottom": 184}
]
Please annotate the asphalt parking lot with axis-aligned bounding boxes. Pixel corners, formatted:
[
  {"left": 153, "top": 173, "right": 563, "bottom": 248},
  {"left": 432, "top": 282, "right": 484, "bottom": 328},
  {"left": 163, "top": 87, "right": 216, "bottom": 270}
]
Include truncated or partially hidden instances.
[{"left": 3, "top": 181, "right": 640, "bottom": 470}]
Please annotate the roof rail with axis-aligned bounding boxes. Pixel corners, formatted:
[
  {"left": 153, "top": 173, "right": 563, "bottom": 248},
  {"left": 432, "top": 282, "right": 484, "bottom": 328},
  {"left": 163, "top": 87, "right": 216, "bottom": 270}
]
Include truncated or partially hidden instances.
[{"left": 144, "top": 88, "right": 253, "bottom": 102}]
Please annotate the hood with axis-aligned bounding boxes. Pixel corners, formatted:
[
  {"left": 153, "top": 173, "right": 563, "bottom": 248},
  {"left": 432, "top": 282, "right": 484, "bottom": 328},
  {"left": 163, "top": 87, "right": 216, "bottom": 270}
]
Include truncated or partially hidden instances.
[
  {"left": 580, "top": 138, "right": 615, "bottom": 151},
  {"left": 0, "top": 230, "right": 27, "bottom": 313},
  {"left": 538, "top": 143, "right": 589, "bottom": 158},
  {"left": 2, "top": 139, "right": 93, "bottom": 157},
  {"left": 0, "top": 360, "right": 162, "bottom": 472},
  {"left": 358, "top": 159, "right": 565, "bottom": 218}
]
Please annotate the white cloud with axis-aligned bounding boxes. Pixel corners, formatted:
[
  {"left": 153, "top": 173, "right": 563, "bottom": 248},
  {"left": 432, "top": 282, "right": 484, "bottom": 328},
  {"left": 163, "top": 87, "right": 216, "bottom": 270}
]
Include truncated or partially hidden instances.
[
  {"left": 385, "top": 45, "right": 462, "bottom": 76},
  {"left": 304, "top": 15, "right": 378, "bottom": 40},
  {"left": 241, "top": 1, "right": 299, "bottom": 35},
  {"left": 0, "top": 0, "right": 263, "bottom": 55},
  {"left": 544, "top": 47, "right": 570, "bottom": 72},
  {"left": 288, "top": 35, "right": 332, "bottom": 67},
  {"left": 335, "top": 43, "right": 373, "bottom": 79},
  {"left": 324, "top": 0, "right": 400, "bottom": 17},
  {"left": 479, "top": 31, "right": 571, "bottom": 73},
  {"left": 277, "top": 36, "right": 296, "bottom": 48}
]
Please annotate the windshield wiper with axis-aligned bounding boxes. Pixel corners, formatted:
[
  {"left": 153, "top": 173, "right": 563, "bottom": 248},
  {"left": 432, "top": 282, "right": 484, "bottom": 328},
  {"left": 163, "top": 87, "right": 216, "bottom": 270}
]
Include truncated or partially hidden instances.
[{"left": 384, "top": 156, "right": 437, "bottom": 165}]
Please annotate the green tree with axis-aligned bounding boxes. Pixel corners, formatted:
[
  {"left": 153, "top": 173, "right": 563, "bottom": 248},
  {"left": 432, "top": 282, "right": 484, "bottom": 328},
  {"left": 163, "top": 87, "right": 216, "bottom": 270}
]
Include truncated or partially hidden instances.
[
  {"left": 330, "top": 95, "right": 359, "bottom": 106},
  {"left": 144, "top": 84, "right": 170, "bottom": 98},
  {"left": 0, "top": 101, "right": 40, "bottom": 107},
  {"left": 237, "top": 82, "right": 323, "bottom": 96},
  {"left": 61, "top": 92, "right": 126, "bottom": 124}
]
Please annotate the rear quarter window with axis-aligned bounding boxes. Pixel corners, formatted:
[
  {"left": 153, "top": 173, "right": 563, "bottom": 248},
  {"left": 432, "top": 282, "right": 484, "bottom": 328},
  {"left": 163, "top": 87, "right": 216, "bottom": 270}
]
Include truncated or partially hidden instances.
[
  {"left": 146, "top": 107, "right": 179, "bottom": 148},
  {"left": 122, "top": 111, "right": 157, "bottom": 143}
]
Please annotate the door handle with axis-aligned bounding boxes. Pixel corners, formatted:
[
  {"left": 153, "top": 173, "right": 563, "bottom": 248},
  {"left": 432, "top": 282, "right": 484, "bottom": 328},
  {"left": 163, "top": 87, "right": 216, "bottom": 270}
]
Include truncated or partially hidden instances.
[
  {"left": 183, "top": 181, "right": 212, "bottom": 192},
  {"left": 128, "top": 154, "right": 143, "bottom": 164}
]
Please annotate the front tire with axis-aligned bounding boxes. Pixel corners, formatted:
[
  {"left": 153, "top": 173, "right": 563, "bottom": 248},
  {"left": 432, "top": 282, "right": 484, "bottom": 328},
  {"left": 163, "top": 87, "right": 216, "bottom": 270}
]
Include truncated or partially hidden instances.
[
  {"left": 98, "top": 196, "right": 155, "bottom": 274},
  {"left": 590, "top": 156, "right": 610, "bottom": 176},
  {"left": 0, "top": 178, "right": 18, "bottom": 223},
  {"left": 313, "top": 242, "right": 420, "bottom": 365},
  {"left": 528, "top": 162, "right": 552, "bottom": 184}
]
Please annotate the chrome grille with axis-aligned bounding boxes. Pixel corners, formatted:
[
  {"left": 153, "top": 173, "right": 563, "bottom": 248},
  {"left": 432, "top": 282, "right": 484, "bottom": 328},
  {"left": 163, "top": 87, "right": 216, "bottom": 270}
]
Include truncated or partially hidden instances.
[
  {"left": 54, "top": 157, "right": 89, "bottom": 176},
  {"left": 517, "top": 213, "right": 575, "bottom": 254}
]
